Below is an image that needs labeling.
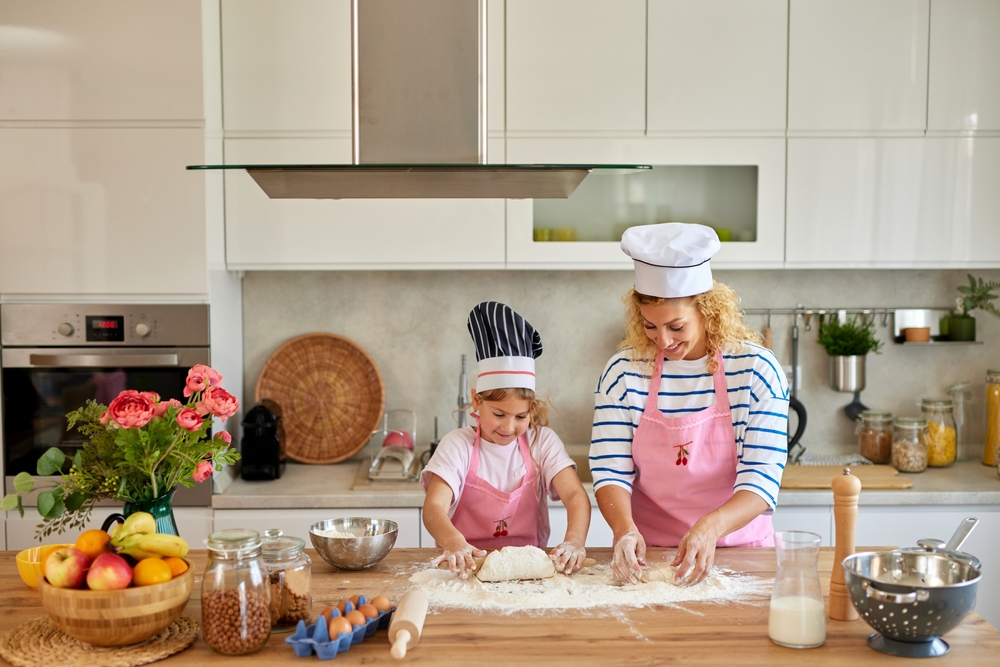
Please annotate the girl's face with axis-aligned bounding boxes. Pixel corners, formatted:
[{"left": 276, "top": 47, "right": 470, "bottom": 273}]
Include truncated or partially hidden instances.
[
  {"left": 471, "top": 392, "right": 532, "bottom": 446},
  {"left": 639, "top": 299, "right": 708, "bottom": 362}
]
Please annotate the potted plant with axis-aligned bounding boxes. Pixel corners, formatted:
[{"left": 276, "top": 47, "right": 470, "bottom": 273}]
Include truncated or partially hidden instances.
[
  {"left": 948, "top": 274, "right": 1000, "bottom": 342},
  {"left": 817, "top": 316, "right": 884, "bottom": 395}
]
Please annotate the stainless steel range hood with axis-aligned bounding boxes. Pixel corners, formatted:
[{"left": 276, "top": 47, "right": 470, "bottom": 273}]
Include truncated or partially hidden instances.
[{"left": 189, "top": 0, "right": 649, "bottom": 199}]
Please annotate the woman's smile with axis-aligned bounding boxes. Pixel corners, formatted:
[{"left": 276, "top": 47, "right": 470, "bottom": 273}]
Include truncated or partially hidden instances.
[{"left": 640, "top": 300, "right": 708, "bottom": 361}]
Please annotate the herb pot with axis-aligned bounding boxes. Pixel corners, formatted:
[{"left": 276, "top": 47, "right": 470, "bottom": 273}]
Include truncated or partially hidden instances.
[
  {"left": 829, "top": 355, "right": 866, "bottom": 393},
  {"left": 947, "top": 314, "right": 976, "bottom": 342}
]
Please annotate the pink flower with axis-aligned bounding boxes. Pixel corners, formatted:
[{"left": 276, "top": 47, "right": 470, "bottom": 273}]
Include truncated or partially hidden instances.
[
  {"left": 153, "top": 398, "right": 182, "bottom": 418},
  {"left": 176, "top": 408, "right": 203, "bottom": 432},
  {"left": 196, "top": 386, "right": 239, "bottom": 420},
  {"left": 139, "top": 391, "right": 160, "bottom": 403},
  {"left": 183, "top": 364, "right": 223, "bottom": 398},
  {"left": 215, "top": 431, "right": 232, "bottom": 445},
  {"left": 193, "top": 460, "right": 213, "bottom": 483},
  {"left": 105, "top": 390, "right": 156, "bottom": 428},
  {"left": 100, "top": 409, "right": 112, "bottom": 425}
]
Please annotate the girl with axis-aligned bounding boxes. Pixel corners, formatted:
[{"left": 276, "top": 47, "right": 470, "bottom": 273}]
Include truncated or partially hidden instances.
[{"left": 422, "top": 301, "right": 591, "bottom": 579}]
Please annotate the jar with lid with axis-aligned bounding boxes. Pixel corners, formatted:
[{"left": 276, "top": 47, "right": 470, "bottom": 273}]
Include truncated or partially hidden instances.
[
  {"left": 947, "top": 382, "right": 975, "bottom": 462},
  {"left": 261, "top": 529, "right": 312, "bottom": 631},
  {"left": 920, "top": 398, "right": 957, "bottom": 467},
  {"left": 892, "top": 418, "right": 928, "bottom": 473},
  {"left": 202, "top": 529, "right": 272, "bottom": 655},
  {"left": 856, "top": 411, "right": 893, "bottom": 463},
  {"left": 985, "top": 370, "right": 1000, "bottom": 467}
]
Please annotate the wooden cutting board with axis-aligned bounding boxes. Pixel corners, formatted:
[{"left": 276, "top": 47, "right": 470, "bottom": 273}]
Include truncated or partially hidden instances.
[{"left": 780, "top": 465, "right": 913, "bottom": 489}]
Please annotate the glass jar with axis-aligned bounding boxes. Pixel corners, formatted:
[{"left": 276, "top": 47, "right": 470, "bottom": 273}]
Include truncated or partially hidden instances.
[
  {"left": 768, "top": 531, "right": 825, "bottom": 649},
  {"left": 856, "top": 411, "right": 893, "bottom": 463},
  {"left": 202, "top": 529, "right": 272, "bottom": 655},
  {"left": 892, "top": 418, "right": 928, "bottom": 473},
  {"left": 986, "top": 370, "right": 1000, "bottom": 467},
  {"left": 261, "top": 529, "right": 312, "bottom": 631},
  {"left": 920, "top": 398, "right": 957, "bottom": 467},
  {"left": 946, "top": 382, "right": 975, "bottom": 462}
]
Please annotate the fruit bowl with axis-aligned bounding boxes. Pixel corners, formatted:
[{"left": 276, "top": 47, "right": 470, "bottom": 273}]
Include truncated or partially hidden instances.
[
  {"left": 15, "top": 544, "right": 72, "bottom": 589},
  {"left": 39, "top": 561, "right": 194, "bottom": 646}
]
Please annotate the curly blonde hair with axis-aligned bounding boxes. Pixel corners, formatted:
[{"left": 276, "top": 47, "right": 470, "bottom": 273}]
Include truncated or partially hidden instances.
[
  {"left": 620, "top": 282, "right": 762, "bottom": 374},
  {"left": 471, "top": 387, "right": 549, "bottom": 500}
]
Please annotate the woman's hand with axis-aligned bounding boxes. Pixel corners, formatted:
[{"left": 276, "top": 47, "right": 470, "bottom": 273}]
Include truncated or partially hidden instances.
[
  {"left": 611, "top": 530, "right": 647, "bottom": 584},
  {"left": 671, "top": 520, "right": 720, "bottom": 585},
  {"left": 430, "top": 541, "right": 487, "bottom": 579},
  {"left": 550, "top": 541, "right": 587, "bottom": 575}
]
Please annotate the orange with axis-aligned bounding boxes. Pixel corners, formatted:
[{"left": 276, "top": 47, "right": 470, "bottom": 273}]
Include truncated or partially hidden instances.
[
  {"left": 133, "top": 558, "right": 172, "bottom": 586},
  {"left": 163, "top": 557, "right": 189, "bottom": 577},
  {"left": 73, "top": 529, "right": 111, "bottom": 563}
]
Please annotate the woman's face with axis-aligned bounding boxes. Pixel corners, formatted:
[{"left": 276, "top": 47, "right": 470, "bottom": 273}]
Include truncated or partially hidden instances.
[
  {"left": 472, "top": 392, "right": 532, "bottom": 446},
  {"left": 639, "top": 299, "right": 708, "bottom": 361}
]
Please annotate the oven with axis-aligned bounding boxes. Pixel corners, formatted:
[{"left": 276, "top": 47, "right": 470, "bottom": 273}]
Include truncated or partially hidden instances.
[{"left": 0, "top": 304, "right": 213, "bottom": 505}]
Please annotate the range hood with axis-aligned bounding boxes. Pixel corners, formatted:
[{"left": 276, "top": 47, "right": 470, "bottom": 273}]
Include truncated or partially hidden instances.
[{"left": 188, "top": 0, "right": 649, "bottom": 199}]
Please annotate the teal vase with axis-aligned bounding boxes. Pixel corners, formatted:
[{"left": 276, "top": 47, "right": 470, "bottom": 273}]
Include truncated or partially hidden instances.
[{"left": 102, "top": 488, "right": 179, "bottom": 536}]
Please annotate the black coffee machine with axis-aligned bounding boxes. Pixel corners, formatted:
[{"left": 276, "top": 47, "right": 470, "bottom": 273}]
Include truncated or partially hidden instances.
[{"left": 241, "top": 401, "right": 285, "bottom": 480}]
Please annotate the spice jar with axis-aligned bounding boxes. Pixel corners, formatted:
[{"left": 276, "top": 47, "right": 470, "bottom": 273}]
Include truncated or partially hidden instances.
[
  {"left": 261, "top": 529, "right": 312, "bottom": 631},
  {"left": 892, "top": 418, "right": 928, "bottom": 473},
  {"left": 202, "top": 529, "right": 272, "bottom": 655},
  {"left": 856, "top": 411, "right": 893, "bottom": 463},
  {"left": 986, "top": 370, "right": 1000, "bottom": 467},
  {"left": 920, "top": 398, "right": 957, "bottom": 467}
]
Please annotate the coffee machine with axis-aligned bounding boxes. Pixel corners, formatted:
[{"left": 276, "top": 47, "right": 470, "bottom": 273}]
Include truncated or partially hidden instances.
[{"left": 240, "top": 401, "right": 285, "bottom": 480}]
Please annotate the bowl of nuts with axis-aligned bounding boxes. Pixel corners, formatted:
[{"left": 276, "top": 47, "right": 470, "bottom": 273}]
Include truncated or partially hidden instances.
[{"left": 309, "top": 518, "right": 398, "bottom": 571}]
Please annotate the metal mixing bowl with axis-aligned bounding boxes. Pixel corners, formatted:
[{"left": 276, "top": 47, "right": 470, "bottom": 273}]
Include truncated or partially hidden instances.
[{"left": 309, "top": 518, "right": 398, "bottom": 570}]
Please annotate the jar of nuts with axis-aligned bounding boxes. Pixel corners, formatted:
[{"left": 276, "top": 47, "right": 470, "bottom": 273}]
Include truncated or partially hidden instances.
[
  {"left": 920, "top": 398, "right": 957, "bottom": 467},
  {"left": 202, "top": 529, "right": 272, "bottom": 655},
  {"left": 892, "top": 418, "right": 929, "bottom": 473},
  {"left": 261, "top": 529, "right": 312, "bottom": 632},
  {"left": 856, "top": 411, "right": 894, "bottom": 463}
]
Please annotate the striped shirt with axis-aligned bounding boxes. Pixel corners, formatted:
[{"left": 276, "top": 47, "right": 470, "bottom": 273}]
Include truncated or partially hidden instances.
[{"left": 590, "top": 343, "right": 789, "bottom": 509}]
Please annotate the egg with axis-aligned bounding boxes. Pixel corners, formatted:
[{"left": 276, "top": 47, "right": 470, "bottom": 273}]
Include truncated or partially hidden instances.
[
  {"left": 358, "top": 603, "right": 379, "bottom": 619},
  {"left": 370, "top": 595, "right": 392, "bottom": 612},
  {"left": 328, "top": 615, "right": 353, "bottom": 636},
  {"left": 349, "top": 593, "right": 364, "bottom": 607},
  {"left": 345, "top": 610, "right": 366, "bottom": 627},
  {"left": 336, "top": 599, "right": 350, "bottom": 614},
  {"left": 320, "top": 605, "right": 336, "bottom": 621}
]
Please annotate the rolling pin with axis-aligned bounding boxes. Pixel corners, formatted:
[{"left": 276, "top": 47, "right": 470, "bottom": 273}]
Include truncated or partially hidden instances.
[
  {"left": 829, "top": 467, "right": 862, "bottom": 621},
  {"left": 437, "top": 555, "right": 598, "bottom": 573},
  {"left": 388, "top": 588, "right": 428, "bottom": 660}
]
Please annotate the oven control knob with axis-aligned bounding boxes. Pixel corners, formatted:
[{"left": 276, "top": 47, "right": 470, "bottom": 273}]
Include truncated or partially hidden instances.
[
  {"left": 135, "top": 323, "right": 151, "bottom": 337},
  {"left": 57, "top": 323, "right": 74, "bottom": 337}
]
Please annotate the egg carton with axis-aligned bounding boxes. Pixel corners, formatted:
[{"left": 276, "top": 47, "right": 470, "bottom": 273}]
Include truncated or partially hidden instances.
[{"left": 285, "top": 596, "right": 394, "bottom": 660}]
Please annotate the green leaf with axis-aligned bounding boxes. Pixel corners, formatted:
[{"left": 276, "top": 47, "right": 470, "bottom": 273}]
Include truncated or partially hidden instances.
[
  {"left": 64, "top": 492, "right": 87, "bottom": 512},
  {"left": 36, "top": 448, "right": 66, "bottom": 476},
  {"left": 16, "top": 496, "right": 24, "bottom": 518},
  {"left": 13, "top": 472, "right": 35, "bottom": 493},
  {"left": 73, "top": 451, "right": 83, "bottom": 471},
  {"left": 0, "top": 494, "right": 20, "bottom": 511},
  {"left": 37, "top": 490, "right": 59, "bottom": 518}
]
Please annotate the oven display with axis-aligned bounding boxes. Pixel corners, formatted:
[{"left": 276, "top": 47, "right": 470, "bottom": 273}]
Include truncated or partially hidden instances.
[{"left": 85, "top": 316, "right": 125, "bottom": 342}]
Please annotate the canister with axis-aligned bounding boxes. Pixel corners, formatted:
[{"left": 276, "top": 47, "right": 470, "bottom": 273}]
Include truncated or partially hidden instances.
[
  {"left": 261, "top": 529, "right": 312, "bottom": 631},
  {"left": 920, "top": 398, "right": 957, "bottom": 467}
]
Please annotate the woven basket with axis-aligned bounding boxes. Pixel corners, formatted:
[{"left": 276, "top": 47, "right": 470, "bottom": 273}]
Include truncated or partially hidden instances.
[{"left": 255, "top": 333, "right": 385, "bottom": 464}]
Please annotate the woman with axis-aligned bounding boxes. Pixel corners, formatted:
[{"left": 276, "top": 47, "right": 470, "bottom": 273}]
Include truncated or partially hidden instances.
[{"left": 592, "top": 223, "right": 788, "bottom": 586}]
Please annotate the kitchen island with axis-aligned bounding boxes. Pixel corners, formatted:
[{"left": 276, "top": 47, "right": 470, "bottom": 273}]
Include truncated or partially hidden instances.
[{"left": 1, "top": 548, "right": 998, "bottom": 666}]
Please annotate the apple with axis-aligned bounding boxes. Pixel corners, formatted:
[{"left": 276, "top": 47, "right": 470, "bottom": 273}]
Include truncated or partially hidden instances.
[
  {"left": 86, "top": 553, "right": 133, "bottom": 590},
  {"left": 44, "top": 547, "right": 89, "bottom": 589}
]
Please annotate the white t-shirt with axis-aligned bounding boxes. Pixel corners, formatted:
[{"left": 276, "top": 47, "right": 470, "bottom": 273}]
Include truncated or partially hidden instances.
[{"left": 420, "top": 425, "right": 576, "bottom": 518}]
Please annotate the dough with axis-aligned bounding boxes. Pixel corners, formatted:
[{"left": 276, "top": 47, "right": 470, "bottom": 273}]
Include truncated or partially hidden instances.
[
  {"left": 476, "top": 545, "right": 556, "bottom": 582},
  {"left": 641, "top": 563, "right": 680, "bottom": 585}
]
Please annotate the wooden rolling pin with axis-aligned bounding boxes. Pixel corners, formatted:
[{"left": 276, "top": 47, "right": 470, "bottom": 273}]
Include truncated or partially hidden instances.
[
  {"left": 829, "top": 467, "right": 862, "bottom": 621},
  {"left": 388, "top": 589, "right": 428, "bottom": 660},
  {"left": 437, "top": 555, "right": 598, "bottom": 573}
]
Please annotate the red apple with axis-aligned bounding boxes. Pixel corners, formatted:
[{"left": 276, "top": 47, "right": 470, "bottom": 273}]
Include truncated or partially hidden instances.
[
  {"left": 86, "top": 552, "right": 134, "bottom": 590},
  {"left": 44, "top": 547, "right": 89, "bottom": 589}
]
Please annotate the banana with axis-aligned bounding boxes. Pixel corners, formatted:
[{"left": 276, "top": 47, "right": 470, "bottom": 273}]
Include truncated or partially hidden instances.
[
  {"left": 109, "top": 511, "right": 157, "bottom": 548},
  {"left": 117, "top": 532, "right": 189, "bottom": 560}
]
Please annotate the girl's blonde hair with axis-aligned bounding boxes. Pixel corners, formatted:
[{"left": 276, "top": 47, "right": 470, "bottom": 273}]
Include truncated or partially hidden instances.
[
  {"left": 472, "top": 387, "right": 549, "bottom": 500},
  {"left": 620, "top": 282, "right": 762, "bottom": 374}
]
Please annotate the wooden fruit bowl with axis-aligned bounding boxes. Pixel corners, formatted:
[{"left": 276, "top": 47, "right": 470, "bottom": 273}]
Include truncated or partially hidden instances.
[{"left": 39, "top": 563, "right": 194, "bottom": 646}]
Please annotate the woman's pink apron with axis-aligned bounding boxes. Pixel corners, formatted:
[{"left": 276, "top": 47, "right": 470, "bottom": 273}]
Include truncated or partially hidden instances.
[{"left": 631, "top": 352, "right": 774, "bottom": 547}]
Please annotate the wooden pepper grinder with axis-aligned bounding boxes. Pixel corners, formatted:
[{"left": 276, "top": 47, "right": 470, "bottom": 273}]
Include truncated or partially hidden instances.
[{"left": 829, "top": 467, "right": 862, "bottom": 621}]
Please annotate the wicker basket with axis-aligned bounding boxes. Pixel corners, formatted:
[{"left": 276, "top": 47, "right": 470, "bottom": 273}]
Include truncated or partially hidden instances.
[{"left": 255, "top": 333, "right": 385, "bottom": 464}]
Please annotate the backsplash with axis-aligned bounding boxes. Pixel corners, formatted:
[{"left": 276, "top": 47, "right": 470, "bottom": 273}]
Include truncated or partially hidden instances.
[{"left": 243, "top": 269, "right": 1000, "bottom": 455}]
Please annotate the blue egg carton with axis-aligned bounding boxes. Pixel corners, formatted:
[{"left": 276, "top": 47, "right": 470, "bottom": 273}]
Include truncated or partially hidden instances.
[{"left": 285, "top": 596, "right": 394, "bottom": 660}]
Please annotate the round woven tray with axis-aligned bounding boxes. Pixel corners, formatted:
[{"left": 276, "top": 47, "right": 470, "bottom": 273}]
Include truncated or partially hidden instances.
[
  {"left": 255, "top": 333, "right": 385, "bottom": 464},
  {"left": 0, "top": 615, "right": 198, "bottom": 667}
]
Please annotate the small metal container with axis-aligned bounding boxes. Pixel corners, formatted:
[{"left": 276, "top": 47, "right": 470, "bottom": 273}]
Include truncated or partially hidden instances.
[
  {"left": 829, "top": 355, "right": 866, "bottom": 392},
  {"left": 308, "top": 518, "right": 398, "bottom": 571}
]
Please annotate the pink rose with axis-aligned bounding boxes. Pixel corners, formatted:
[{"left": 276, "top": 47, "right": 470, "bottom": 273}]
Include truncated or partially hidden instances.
[
  {"left": 100, "top": 409, "right": 112, "bottom": 425},
  {"left": 153, "top": 398, "right": 182, "bottom": 418},
  {"left": 176, "top": 408, "right": 203, "bottom": 432},
  {"left": 196, "top": 386, "right": 239, "bottom": 420},
  {"left": 183, "top": 364, "right": 223, "bottom": 398},
  {"left": 139, "top": 391, "right": 160, "bottom": 403},
  {"left": 193, "top": 460, "right": 213, "bottom": 483},
  {"left": 105, "top": 390, "right": 156, "bottom": 428},
  {"left": 215, "top": 431, "right": 232, "bottom": 445}
]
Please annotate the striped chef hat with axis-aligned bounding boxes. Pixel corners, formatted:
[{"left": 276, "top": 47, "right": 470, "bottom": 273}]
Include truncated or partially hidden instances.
[{"left": 467, "top": 301, "right": 542, "bottom": 392}]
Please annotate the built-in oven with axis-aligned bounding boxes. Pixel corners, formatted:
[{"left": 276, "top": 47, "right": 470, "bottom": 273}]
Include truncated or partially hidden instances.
[{"left": 0, "top": 304, "right": 213, "bottom": 505}]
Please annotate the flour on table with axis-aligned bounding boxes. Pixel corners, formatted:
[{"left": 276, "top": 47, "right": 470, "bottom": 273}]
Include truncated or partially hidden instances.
[{"left": 476, "top": 545, "right": 555, "bottom": 582}]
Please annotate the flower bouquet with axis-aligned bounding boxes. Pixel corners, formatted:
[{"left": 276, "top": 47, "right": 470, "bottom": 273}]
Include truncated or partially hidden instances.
[{"left": 1, "top": 365, "right": 241, "bottom": 539}]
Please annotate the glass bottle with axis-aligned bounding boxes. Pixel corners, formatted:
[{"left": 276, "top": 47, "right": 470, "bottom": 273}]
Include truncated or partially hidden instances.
[
  {"left": 261, "top": 529, "right": 312, "bottom": 632},
  {"left": 202, "top": 529, "right": 272, "bottom": 655},
  {"left": 892, "top": 418, "right": 928, "bottom": 473},
  {"left": 920, "top": 398, "right": 957, "bottom": 467},
  {"left": 856, "top": 411, "right": 893, "bottom": 463},
  {"left": 769, "top": 531, "right": 825, "bottom": 649},
  {"left": 946, "top": 382, "right": 975, "bottom": 462},
  {"left": 986, "top": 370, "right": 1000, "bottom": 467}
]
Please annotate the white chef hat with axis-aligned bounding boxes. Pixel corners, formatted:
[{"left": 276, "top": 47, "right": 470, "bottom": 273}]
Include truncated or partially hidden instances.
[
  {"left": 620, "top": 223, "right": 721, "bottom": 298},
  {"left": 467, "top": 301, "right": 542, "bottom": 392}
]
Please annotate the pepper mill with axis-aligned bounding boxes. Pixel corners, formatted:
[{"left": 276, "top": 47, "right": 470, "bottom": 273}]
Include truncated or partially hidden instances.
[{"left": 829, "top": 467, "right": 862, "bottom": 621}]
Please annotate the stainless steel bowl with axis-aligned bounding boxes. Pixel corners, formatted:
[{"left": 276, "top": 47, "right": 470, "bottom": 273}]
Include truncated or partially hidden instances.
[{"left": 308, "top": 518, "right": 398, "bottom": 571}]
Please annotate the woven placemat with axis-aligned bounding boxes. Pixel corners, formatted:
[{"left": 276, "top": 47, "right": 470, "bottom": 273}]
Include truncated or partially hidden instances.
[{"left": 0, "top": 615, "right": 199, "bottom": 667}]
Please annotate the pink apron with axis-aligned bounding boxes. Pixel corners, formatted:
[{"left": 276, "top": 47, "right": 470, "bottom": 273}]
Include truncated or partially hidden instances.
[
  {"left": 449, "top": 424, "right": 549, "bottom": 548},
  {"left": 631, "top": 352, "right": 774, "bottom": 547}
]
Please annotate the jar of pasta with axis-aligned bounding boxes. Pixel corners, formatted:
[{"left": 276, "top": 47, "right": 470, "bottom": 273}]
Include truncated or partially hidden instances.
[
  {"left": 892, "top": 418, "right": 928, "bottom": 473},
  {"left": 986, "top": 370, "right": 1000, "bottom": 467},
  {"left": 920, "top": 398, "right": 957, "bottom": 467},
  {"left": 857, "top": 411, "right": 893, "bottom": 463}
]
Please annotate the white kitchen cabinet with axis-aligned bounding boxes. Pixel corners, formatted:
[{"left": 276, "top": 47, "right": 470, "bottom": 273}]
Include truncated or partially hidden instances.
[
  {"left": 505, "top": 0, "right": 646, "bottom": 135},
  {"left": 546, "top": 505, "right": 614, "bottom": 548},
  {"left": 212, "top": 508, "right": 421, "bottom": 549},
  {"left": 786, "top": 137, "right": 1000, "bottom": 268},
  {"left": 646, "top": 0, "right": 788, "bottom": 134},
  {"left": 788, "top": 0, "right": 930, "bottom": 132},
  {"left": 771, "top": 506, "right": 833, "bottom": 546},
  {"left": 927, "top": 0, "right": 1000, "bottom": 132},
  {"left": 0, "top": 128, "right": 208, "bottom": 297}
]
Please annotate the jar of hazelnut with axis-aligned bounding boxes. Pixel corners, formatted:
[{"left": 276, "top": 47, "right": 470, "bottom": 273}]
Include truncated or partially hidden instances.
[
  {"left": 892, "top": 418, "right": 928, "bottom": 473},
  {"left": 856, "top": 411, "right": 893, "bottom": 463},
  {"left": 261, "top": 529, "right": 312, "bottom": 631},
  {"left": 202, "top": 529, "right": 272, "bottom": 655}
]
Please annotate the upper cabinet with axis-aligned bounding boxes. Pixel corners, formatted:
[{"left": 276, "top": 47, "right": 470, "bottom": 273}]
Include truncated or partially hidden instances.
[
  {"left": 646, "top": 0, "right": 788, "bottom": 133},
  {"left": 788, "top": 0, "right": 929, "bottom": 132},
  {"left": 927, "top": 0, "right": 1000, "bottom": 132},
  {"left": 506, "top": 0, "right": 646, "bottom": 135}
]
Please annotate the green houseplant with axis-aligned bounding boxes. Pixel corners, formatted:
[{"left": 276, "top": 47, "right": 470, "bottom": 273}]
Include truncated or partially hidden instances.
[
  {"left": 948, "top": 274, "right": 1000, "bottom": 342},
  {"left": 817, "top": 316, "right": 883, "bottom": 406}
]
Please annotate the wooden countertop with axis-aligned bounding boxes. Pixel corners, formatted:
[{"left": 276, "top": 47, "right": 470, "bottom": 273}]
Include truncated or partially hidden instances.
[{"left": 2, "top": 548, "right": 999, "bottom": 666}]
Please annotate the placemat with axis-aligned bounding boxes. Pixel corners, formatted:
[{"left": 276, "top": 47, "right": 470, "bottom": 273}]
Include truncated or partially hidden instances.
[{"left": 0, "top": 615, "right": 199, "bottom": 667}]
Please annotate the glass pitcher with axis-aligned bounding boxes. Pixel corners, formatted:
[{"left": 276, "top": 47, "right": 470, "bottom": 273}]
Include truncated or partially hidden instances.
[{"left": 769, "top": 531, "right": 825, "bottom": 649}]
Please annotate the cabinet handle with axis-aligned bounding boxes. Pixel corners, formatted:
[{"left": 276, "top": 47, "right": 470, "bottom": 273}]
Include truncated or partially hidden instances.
[{"left": 28, "top": 353, "right": 180, "bottom": 368}]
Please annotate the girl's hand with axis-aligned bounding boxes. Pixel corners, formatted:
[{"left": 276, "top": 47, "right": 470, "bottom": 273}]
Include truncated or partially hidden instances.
[
  {"left": 430, "top": 542, "right": 487, "bottom": 579},
  {"left": 611, "top": 530, "right": 646, "bottom": 584},
  {"left": 671, "top": 522, "right": 719, "bottom": 585},
  {"left": 550, "top": 541, "right": 587, "bottom": 575}
]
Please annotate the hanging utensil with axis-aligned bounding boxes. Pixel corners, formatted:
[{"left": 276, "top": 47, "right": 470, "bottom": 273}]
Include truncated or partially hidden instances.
[{"left": 763, "top": 310, "right": 773, "bottom": 350}]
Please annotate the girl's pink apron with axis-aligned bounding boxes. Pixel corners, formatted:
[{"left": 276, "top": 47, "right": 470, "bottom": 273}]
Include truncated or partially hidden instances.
[
  {"left": 450, "top": 423, "right": 549, "bottom": 548},
  {"left": 631, "top": 352, "right": 774, "bottom": 547}
]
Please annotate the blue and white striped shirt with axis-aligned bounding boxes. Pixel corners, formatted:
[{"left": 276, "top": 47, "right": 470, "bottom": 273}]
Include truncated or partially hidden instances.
[{"left": 590, "top": 343, "right": 789, "bottom": 509}]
